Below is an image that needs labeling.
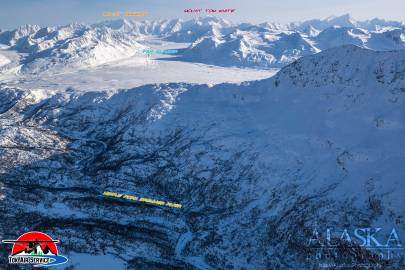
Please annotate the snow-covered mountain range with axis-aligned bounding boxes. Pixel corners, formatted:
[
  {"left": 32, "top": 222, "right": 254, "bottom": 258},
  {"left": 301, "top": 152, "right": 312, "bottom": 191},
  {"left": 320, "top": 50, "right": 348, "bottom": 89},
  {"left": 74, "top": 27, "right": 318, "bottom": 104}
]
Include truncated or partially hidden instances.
[
  {"left": 0, "top": 42, "right": 404, "bottom": 269},
  {"left": 0, "top": 14, "right": 404, "bottom": 73},
  {"left": 0, "top": 23, "right": 146, "bottom": 74},
  {"left": 180, "top": 15, "right": 405, "bottom": 68}
]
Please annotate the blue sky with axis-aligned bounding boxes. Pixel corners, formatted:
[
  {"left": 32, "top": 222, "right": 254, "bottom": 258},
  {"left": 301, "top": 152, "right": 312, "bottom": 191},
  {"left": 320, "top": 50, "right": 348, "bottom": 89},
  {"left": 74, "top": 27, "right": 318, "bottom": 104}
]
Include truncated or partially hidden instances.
[{"left": 0, "top": 0, "right": 404, "bottom": 29}]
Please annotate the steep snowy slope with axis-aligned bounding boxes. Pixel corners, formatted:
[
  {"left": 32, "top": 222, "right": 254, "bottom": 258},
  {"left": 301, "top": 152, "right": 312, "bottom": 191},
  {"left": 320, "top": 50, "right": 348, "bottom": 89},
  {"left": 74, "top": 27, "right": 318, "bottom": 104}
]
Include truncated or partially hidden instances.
[
  {"left": 367, "top": 28, "right": 405, "bottom": 50},
  {"left": 274, "top": 44, "right": 405, "bottom": 89},
  {"left": 92, "top": 17, "right": 232, "bottom": 40},
  {"left": 290, "top": 14, "right": 359, "bottom": 31},
  {"left": 181, "top": 30, "right": 318, "bottom": 68},
  {"left": 313, "top": 26, "right": 366, "bottom": 49},
  {"left": 0, "top": 45, "right": 404, "bottom": 269},
  {"left": 0, "top": 23, "right": 146, "bottom": 74},
  {"left": 291, "top": 13, "right": 405, "bottom": 31},
  {"left": 180, "top": 24, "right": 405, "bottom": 69},
  {"left": 176, "top": 15, "right": 405, "bottom": 68},
  {"left": 0, "top": 24, "right": 41, "bottom": 45},
  {"left": 0, "top": 16, "right": 404, "bottom": 73}
]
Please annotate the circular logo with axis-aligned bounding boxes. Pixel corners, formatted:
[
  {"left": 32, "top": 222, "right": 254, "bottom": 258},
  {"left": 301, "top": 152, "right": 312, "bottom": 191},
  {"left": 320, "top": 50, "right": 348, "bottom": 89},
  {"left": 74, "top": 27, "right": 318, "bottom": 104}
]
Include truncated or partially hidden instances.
[{"left": 11, "top": 231, "right": 58, "bottom": 256}]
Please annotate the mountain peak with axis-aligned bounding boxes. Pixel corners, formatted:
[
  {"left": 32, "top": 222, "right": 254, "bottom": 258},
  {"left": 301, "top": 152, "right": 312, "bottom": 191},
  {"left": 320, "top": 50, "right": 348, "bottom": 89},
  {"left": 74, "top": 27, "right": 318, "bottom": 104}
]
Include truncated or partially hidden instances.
[
  {"left": 325, "top": 13, "right": 357, "bottom": 27},
  {"left": 274, "top": 44, "right": 405, "bottom": 88}
]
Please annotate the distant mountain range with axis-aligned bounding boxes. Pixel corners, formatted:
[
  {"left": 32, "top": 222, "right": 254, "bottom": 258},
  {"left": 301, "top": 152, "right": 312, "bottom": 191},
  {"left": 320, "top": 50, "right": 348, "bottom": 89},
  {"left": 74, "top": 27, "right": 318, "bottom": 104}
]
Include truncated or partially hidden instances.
[{"left": 0, "top": 14, "right": 404, "bottom": 73}]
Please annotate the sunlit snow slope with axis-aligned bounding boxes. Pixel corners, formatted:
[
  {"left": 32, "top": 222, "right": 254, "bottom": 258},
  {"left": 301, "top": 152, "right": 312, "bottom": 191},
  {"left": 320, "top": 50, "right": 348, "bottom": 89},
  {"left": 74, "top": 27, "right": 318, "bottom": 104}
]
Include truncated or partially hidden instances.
[
  {"left": 0, "top": 45, "right": 404, "bottom": 269},
  {"left": 0, "top": 15, "right": 404, "bottom": 74}
]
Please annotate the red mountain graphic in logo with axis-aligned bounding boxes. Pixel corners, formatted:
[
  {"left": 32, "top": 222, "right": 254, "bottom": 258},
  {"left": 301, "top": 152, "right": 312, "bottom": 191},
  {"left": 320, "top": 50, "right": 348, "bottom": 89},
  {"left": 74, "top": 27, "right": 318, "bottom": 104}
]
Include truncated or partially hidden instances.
[{"left": 9, "top": 232, "right": 59, "bottom": 256}]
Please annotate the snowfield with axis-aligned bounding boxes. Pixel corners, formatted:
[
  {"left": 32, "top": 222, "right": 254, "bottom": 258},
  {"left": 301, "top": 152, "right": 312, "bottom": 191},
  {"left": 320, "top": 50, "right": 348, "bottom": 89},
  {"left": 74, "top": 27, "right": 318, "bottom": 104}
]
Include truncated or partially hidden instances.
[
  {"left": 0, "top": 15, "right": 404, "bottom": 74},
  {"left": 0, "top": 15, "right": 404, "bottom": 270}
]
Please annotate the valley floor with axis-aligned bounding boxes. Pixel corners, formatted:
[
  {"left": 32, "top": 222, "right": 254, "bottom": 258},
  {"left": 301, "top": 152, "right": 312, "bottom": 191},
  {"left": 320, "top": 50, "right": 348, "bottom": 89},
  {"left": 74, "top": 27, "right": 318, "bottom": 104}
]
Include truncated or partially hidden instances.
[{"left": 0, "top": 38, "right": 277, "bottom": 92}]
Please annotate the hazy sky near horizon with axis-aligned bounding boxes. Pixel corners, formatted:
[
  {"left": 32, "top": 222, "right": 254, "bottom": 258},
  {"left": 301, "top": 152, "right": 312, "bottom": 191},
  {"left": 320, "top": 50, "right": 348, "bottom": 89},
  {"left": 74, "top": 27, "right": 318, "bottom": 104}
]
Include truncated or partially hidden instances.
[{"left": 0, "top": 0, "right": 404, "bottom": 29}]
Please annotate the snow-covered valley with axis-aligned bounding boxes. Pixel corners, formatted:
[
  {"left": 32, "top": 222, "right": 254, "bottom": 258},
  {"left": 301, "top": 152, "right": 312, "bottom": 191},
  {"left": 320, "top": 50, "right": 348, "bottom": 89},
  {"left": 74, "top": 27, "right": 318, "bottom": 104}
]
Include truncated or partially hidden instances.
[{"left": 0, "top": 15, "right": 404, "bottom": 270}]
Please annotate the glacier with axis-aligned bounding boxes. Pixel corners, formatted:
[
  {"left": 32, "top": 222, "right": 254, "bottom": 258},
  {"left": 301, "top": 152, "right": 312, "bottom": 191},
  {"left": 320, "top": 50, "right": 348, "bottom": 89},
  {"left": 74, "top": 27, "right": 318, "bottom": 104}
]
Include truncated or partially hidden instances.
[{"left": 0, "top": 15, "right": 404, "bottom": 269}]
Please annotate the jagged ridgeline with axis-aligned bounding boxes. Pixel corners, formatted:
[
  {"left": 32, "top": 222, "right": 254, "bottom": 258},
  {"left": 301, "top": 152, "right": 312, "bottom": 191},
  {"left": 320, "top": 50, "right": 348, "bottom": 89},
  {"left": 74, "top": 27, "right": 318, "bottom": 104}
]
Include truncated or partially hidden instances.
[{"left": 0, "top": 15, "right": 404, "bottom": 74}]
